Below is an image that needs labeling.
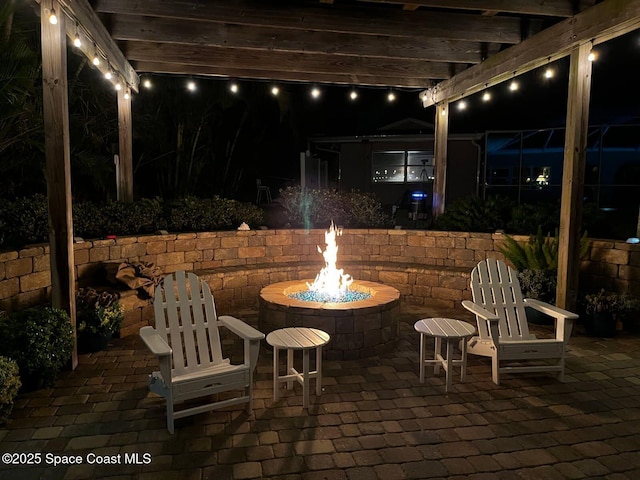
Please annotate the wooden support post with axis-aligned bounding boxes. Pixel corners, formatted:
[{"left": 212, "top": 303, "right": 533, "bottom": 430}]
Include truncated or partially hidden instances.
[
  {"left": 556, "top": 43, "right": 592, "bottom": 311},
  {"left": 433, "top": 101, "right": 449, "bottom": 217},
  {"left": 117, "top": 89, "right": 134, "bottom": 202},
  {"left": 41, "top": 0, "right": 77, "bottom": 368}
]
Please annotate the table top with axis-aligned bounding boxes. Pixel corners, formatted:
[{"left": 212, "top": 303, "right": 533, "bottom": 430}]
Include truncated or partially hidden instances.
[
  {"left": 266, "top": 327, "right": 330, "bottom": 350},
  {"left": 414, "top": 318, "right": 476, "bottom": 339}
]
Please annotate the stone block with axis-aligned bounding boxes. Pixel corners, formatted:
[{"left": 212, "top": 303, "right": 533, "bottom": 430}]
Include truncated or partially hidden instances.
[
  {"left": 155, "top": 252, "right": 185, "bottom": 266},
  {"left": 448, "top": 248, "right": 476, "bottom": 261},
  {"left": 466, "top": 238, "right": 495, "bottom": 251},
  {"left": 20, "top": 271, "right": 51, "bottom": 292},
  {"left": 90, "top": 247, "right": 110, "bottom": 263},
  {"left": 196, "top": 238, "right": 220, "bottom": 250},
  {"left": 0, "top": 251, "right": 19, "bottom": 262},
  {"left": 238, "top": 246, "right": 266, "bottom": 259},
  {"left": 379, "top": 271, "right": 408, "bottom": 284},
  {"left": 146, "top": 241, "right": 167, "bottom": 255},
  {"left": 185, "top": 250, "right": 203, "bottom": 263},
  {"left": 6, "top": 258, "right": 33, "bottom": 278},
  {"left": 266, "top": 235, "right": 293, "bottom": 246},
  {"left": 403, "top": 246, "right": 426, "bottom": 258},
  {"left": 214, "top": 248, "right": 237, "bottom": 261},
  {"left": 221, "top": 236, "right": 249, "bottom": 248},
  {"left": 590, "top": 247, "right": 629, "bottom": 265},
  {"left": 431, "top": 286, "right": 462, "bottom": 301},
  {"left": 0, "top": 278, "right": 20, "bottom": 300},
  {"left": 223, "top": 275, "right": 248, "bottom": 289},
  {"left": 439, "top": 276, "right": 468, "bottom": 290},
  {"left": 164, "top": 263, "right": 194, "bottom": 273},
  {"left": 19, "top": 246, "right": 45, "bottom": 258},
  {"left": 74, "top": 249, "right": 90, "bottom": 265},
  {"left": 174, "top": 239, "right": 197, "bottom": 252}
]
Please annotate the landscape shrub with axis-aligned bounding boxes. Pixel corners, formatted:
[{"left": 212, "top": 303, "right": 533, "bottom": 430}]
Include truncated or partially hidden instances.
[
  {"left": 432, "top": 195, "right": 514, "bottom": 233},
  {"left": 0, "top": 355, "right": 21, "bottom": 425},
  {"left": 277, "top": 186, "right": 389, "bottom": 228}
]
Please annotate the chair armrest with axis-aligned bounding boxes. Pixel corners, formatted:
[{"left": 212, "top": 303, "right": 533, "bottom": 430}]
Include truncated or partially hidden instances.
[
  {"left": 140, "top": 326, "right": 172, "bottom": 357},
  {"left": 524, "top": 299, "right": 579, "bottom": 320},
  {"left": 462, "top": 300, "right": 499, "bottom": 322},
  {"left": 219, "top": 315, "right": 265, "bottom": 341}
]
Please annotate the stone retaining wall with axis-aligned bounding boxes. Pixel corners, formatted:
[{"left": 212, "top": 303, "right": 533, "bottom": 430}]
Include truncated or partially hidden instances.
[{"left": 1, "top": 229, "right": 639, "bottom": 337}]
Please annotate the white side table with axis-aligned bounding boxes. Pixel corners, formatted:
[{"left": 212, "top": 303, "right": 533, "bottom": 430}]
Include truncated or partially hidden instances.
[
  {"left": 414, "top": 318, "right": 476, "bottom": 392},
  {"left": 266, "top": 327, "right": 330, "bottom": 408}
]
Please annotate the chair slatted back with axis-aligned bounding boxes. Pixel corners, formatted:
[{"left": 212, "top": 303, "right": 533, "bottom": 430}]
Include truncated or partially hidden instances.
[
  {"left": 153, "top": 271, "right": 224, "bottom": 376},
  {"left": 470, "top": 258, "right": 531, "bottom": 341}
]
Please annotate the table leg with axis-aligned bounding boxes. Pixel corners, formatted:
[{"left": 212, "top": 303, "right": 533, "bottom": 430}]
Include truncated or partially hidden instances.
[
  {"left": 419, "top": 334, "right": 426, "bottom": 383},
  {"left": 460, "top": 336, "right": 468, "bottom": 381},
  {"left": 434, "top": 337, "right": 442, "bottom": 374},
  {"left": 273, "top": 346, "right": 279, "bottom": 403},
  {"left": 445, "top": 339, "right": 453, "bottom": 392},
  {"left": 303, "top": 348, "right": 310, "bottom": 409},
  {"left": 286, "top": 348, "right": 293, "bottom": 390},
  {"left": 316, "top": 346, "right": 323, "bottom": 396}
]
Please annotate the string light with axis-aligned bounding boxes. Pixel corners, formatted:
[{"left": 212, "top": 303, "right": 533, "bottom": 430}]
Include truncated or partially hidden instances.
[
  {"left": 229, "top": 82, "right": 239, "bottom": 93},
  {"left": 73, "top": 24, "right": 81, "bottom": 48},
  {"left": 457, "top": 100, "right": 467, "bottom": 111},
  {"left": 123, "top": 89, "right": 130, "bottom": 100},
  {"left": 311, "top": 87, "right": 321, "bottom": 99},
  {"left": 270, "top": 85, "right": 279, "bottom": 96},
  {"left": 115, "top": 80, "right": 122, "bottom": 91},
  {"left": 48, "top": 8, "right": 58, "bottom": 25},
  {"left": 187, "top": 80, "right": 196, "bottom": 92},
  {"left": 509, "top": 80, "right": 519, "bottom": 91},
  {"left": 588, "top": 50, "right": 597, "bottom": 61},
  {"left": 143, "top": 78, "right": 152, "bottom": 89},
  {"left": 387, "top": 91, "right": 396, "bottom": 102},
  {"left": 544, "top": 67, "right": 554, "bottom": 79},
  {"left": 482, "top": 91, "right": 491, "bottom": 102},
  {"left": 104, "top": 67, "right": 112, "bottom": 80},
  {"left": 92, "top": 44, "right": 100, "bottom": 66},
  {"left": 440, "top": 105, "right": 447, "bottom": 116}
]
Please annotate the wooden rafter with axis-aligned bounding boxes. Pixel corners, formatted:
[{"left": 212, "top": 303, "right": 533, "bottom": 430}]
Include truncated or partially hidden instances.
[
  {"left": 421, "top": 0, "right": 640, "bottom": 107},
  {"left": 358, "top": 0, "right": 578, "bottom": 17},
  {"left": 109, "top": 15, "right": 483, "bottom": 64},
  {"left": 93, "top": 0, "right": 524, "bottom": 44}
]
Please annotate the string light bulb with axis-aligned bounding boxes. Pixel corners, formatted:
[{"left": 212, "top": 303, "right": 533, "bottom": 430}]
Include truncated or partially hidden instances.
[
  {"left": 457, "top": 100, "right": 467, "bottom": 111},
  {"left": 440, "top": 106, "right": 447, "bottom": 116},
  {"left": 544, "top": 67, "right": 554, "bottom": 79},
  {"left": 187, "top": 80, "right": 196, "bottom": 92},
  {"left": 48, "top": 8, "right": 58, "bottom": 25},
  {"left": 229, "top": 82, "right": 239, "bottom": 94},
  {"left": 588, "top": 50, "right": 597, "bottom": 62},
  {"left": 104, "top": 68, "right": 112, "bottom": 80},
  {"left": 311, "top": 87, "right": 321, "bottom": 99},
  {"left": 270, "top": 85, "right": 279, "bottom": 96},
  {"left": 92, "top": 45, "right": 100, "bottom": 66},
  {"left": 143, "top": 78, "right": 152, "bottom": 89},
  {"left": 509, "top": 80, "right": 519, "bottom": 91},
  {"left": 73, "top": 24, "right": 82, "bottom": 48},
  {"left": 123, "top": 89, "right": 130, "bottom": 100},
  {"left": 115, "top": 81, "right": 122, "bottom": 91},
  {"left": 349, "top": 89, "right": 358, "bottom": 101},
  {"left": 387, "top": 91, "right": 396, "bottom": 102},
  {"left": 482, "top": 91, "right": 491, "bottom": 102}
]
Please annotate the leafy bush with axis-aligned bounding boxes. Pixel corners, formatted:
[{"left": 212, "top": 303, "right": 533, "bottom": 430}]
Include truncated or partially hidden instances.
[
  {"left": 76, "top": 288, "right": 123, "bottom": 337},
  {"left": 166, "top": 196, "right": 263, "bottom": 231},
  {"left": 277, "top": 187, "right": 390, "bottom": 228},
  {"left": 0, "top": 194, "right": 49, "bottom": 247},
  {"left": 432, "top": 195, "right": 514, "bottom": 233},
  {"left": 506, "top": 202, "right": 560, "bottom": 235},
  {"left": 0, "top": 307, "right": 74, "bottom": 390},
  {"left": 0, "top": 356, "right": 21, "bottom": 425}
]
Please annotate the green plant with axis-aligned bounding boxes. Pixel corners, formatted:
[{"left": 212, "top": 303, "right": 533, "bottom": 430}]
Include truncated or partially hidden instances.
[
  {"left": 583, "top": 289, "right": 638, "bottom": 321},
  {"left": 0, "top": 355, "right": 21, "bottom": 425},
  {"left": 0, "top": 307, "right": 74, "bottom": 389},
  {"left": 518, "top": 268, "right": 558, "bottom": 304},
  {"left": 76, "top": 288, "right": 123, "bottom": 337},
  {"left": 432, "top": 195, "right": 514, "bottom": 233}
]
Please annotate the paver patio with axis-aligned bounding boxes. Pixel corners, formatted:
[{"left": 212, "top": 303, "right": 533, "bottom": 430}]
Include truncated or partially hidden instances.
[{"left": 1, "top": 303, "right": 639, "bottom": 479}]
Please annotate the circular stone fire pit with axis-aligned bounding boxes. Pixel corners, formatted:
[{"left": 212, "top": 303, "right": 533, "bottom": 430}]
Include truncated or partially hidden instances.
[{"left": 259, "top": 280, "right": 400, "bottom": 360}]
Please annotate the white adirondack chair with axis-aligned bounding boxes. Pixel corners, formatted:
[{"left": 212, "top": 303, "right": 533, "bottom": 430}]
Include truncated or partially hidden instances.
[
  {"left": 462, "top": 258, "right": 578, "bottom": 385},
  {"left": 140, "top": 271, "right": 264, "bottom": 433}
]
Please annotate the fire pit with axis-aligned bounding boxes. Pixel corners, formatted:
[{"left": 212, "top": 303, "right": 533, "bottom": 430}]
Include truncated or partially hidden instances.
[{"left": 259, "top": 223, "right": 400, "bottom": 360}]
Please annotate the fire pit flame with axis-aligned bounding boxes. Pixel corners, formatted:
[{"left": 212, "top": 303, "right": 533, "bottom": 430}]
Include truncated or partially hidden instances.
[{"left": 307, "top": 222, "right": 353, "bottom": 298}]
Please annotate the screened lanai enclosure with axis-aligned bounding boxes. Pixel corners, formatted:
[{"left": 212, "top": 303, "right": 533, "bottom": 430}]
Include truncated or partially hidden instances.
[{"left": 30, "top": 0, "right": 640, "bottom": 362}]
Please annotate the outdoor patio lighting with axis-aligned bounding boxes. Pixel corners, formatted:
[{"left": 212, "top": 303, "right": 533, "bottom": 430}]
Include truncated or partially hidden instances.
[
  {"left": 123, "top": 89, "right": 130, "bottom": 100},
  {"left": 349, "top": 89, "right": 358, "bottom": 101},
  {"left": 92, "top": 45, "right": 100, "bottom": 66},
  {"left": 509, "top": 80, "right": 519, "bottom": 91},
  {"left": 187, "top": 81, "right": 196, "bottom": 92},
  {"left": 311, "top": 87, "right": 321, "bottom": 99},
  {"left": 143, "top": 79, "right": 152, "bottom": 89},
  {"left": 457, "top": 100, "right": 467, "bottom": 110},
  {"left": 271, "top": 85, "right": 279, "bottom": 96},
  {"left": 544, "top": 67, "right": 554, "bottom": 79},
  {"left": 440, "top": 106, "right": 447, "bottom": 116},
  {"left": 104, "top": 68, "right": 112, "bottom": 80},
  {"left": 73, "top": 24, "right": 81, "bottom": 48},
  {"left": 588, "top": 50, "right": 597, "bottom": 61},
  {"left": 482, "top": 91, "right": 491, "bottom": 102},
  {"left": 229, "top": 82, "right": 239, "bottom": 93},
  {"left": 48, "top": 8, "right": 58, "bottom": 25},
  {"left": 115, "top": 80, "right": 122, "bottom": 91},
  {"left": 387, "top": 91, "right": 396, "bottom": 102}
]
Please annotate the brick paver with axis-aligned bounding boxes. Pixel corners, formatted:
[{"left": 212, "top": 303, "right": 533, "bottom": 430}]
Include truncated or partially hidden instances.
[{"left": 1, "top": 303, "right": 640, "bottom": 479}]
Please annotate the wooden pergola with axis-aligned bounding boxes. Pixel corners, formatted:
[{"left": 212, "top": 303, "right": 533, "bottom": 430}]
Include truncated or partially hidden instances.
[{"left": 37, "top": 0, "right": 640, "bottom": 366}]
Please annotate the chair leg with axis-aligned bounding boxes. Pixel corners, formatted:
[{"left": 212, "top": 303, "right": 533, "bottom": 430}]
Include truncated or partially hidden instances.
[{"left": 491, "top": 354, "right": 500, "bottom": 385}]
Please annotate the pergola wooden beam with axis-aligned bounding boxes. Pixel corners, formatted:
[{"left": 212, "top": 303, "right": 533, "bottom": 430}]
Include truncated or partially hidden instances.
[
  {"left": 125, "top": 41, "right": 452, "bottom": 81},
  {"left": 133, "top": 61, "right": 431, "bottom": 89},
  {"left": 110, "top": 15, "right": 483, "bottom": 64},
  {"left": 421, "top": 0, "right": 640, "bottom": 107},
  {"left": 359, "top": 0, "right": 579, "bottom": 17},
  {"left": 40, "top": 0, "right": 77, "bottom": 368},
  {"left": 50, "top": 0, "right": 139, "bottom": 91},
  {"left": 93, "top": 0, "right": 524, "bottom": 44}
]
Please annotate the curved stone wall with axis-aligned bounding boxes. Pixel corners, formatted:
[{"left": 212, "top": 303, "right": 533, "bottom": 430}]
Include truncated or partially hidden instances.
[{"left": 1, "top": 229, "right": 638, "bottom": 336}]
